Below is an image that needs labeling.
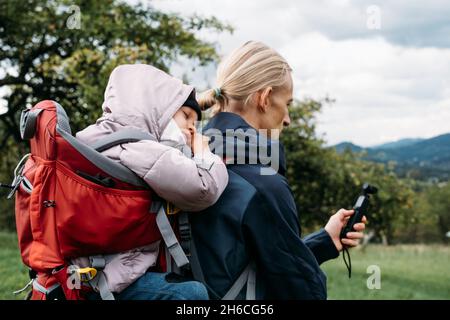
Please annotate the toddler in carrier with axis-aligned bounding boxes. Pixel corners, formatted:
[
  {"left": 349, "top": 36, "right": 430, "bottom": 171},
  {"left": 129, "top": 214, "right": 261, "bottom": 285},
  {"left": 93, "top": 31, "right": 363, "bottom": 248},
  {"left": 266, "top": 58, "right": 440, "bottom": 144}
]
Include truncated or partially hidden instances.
[{"left": 74, "top": 64, "right": 228, "bottom": 299}]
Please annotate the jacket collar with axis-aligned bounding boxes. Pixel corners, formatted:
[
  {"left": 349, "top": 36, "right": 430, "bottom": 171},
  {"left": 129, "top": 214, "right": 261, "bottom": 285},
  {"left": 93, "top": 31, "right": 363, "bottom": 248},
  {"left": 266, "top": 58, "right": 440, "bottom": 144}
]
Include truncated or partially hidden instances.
[{"left": 204, "top": 112, "right": 286, "bottom": 176}]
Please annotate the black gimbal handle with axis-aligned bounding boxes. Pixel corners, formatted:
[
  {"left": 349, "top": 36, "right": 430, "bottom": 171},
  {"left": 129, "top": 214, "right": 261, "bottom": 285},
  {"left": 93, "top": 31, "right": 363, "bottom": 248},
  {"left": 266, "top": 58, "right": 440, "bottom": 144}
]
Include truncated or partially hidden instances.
[{"left": 340, "top": 183, "right": 377, "bottom": 239}]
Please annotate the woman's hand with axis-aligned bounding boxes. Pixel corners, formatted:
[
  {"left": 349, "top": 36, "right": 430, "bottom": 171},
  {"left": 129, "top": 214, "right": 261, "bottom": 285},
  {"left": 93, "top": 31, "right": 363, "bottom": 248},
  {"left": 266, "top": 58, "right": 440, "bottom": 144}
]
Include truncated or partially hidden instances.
[{"left": 324, "top": 208, "right": 367, "bottom": 252}]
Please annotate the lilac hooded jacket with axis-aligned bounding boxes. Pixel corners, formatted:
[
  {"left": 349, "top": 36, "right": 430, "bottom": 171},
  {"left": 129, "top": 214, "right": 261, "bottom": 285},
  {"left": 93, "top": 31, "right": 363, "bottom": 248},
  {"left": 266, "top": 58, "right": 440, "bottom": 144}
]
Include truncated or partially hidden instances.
[{"left": 73, "top": 64, "right": 228, "bottom": 293}]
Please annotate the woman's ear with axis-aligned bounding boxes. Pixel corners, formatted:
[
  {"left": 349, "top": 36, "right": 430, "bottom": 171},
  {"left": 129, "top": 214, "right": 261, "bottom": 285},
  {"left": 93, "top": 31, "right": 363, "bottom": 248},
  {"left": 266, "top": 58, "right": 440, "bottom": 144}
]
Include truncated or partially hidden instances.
[{"left": 257, "top": 87, "right": 273, "bottom": 113}]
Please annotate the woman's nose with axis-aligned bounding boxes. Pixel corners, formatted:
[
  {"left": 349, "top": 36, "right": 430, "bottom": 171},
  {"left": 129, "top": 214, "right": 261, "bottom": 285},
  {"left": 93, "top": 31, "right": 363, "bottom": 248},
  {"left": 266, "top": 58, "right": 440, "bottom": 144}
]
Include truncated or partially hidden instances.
[{"left": 283, "top": 114, "right": 291, "bottom": 127}]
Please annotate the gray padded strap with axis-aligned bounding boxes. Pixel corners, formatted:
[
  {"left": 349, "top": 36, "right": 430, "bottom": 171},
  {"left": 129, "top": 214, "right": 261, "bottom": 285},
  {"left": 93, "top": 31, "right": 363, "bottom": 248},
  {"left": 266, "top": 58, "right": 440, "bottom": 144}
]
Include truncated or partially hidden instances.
[
  {"left": 87, "top": 255, "right": 114, "bottom": 300},
  {"left": 189, "top": 233, "right": 206, "bottom": 284},
  {"left": 222, "top": 263, "right": 255, "bottom": 300},
  {"left": 32, "top": 280, "right": 60, "bottom": 296},
  {"left": 91, "top": 129, "right": 156, "bottom": 152},
  {"left": 97, "top": 272, "right": 115, "bottom": 300},
  {"left": 155, "top": 203, "right": 189, "bottom": 268},
  {"left": 89, "top": 271, "right": 115, "bottom": 300},
  {"left": 246, "top": 263, "right": 256, "bottom": 300},
  {"left": 53, "top": 102, "right": 148, "bottom": 188},
  {"left": 165, "top": 246, "right": 173, "bottom": 273},
  {"left": 89, "top": 256, "right": 106, "bottom": 270},
  {"left": 20, "top": 108, "right": 43, "bottom": 140}
]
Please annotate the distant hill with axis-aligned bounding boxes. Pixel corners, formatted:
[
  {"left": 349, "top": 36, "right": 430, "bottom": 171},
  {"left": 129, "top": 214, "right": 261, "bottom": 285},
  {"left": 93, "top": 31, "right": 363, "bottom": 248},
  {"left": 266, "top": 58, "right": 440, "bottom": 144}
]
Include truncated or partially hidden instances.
[
  {"left": 334, "top": 142, "right": 364, "bottom": 153},
  {"left": 333, "top": 133, "right": 450, "bottom": 181},
  {"left": 372, "top": 138, "right": 425, "bottom": 150}
]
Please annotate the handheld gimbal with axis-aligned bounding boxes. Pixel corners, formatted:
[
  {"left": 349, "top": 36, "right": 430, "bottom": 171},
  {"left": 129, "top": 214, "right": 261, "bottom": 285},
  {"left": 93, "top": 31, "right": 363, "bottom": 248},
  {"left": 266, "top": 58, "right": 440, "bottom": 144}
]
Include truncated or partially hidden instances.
[
  {"left": 341, "top": 183, "right": 378, "bottom": 278},
  {"left": 340, "top": 183, "right": 378, "bottom": 239}
]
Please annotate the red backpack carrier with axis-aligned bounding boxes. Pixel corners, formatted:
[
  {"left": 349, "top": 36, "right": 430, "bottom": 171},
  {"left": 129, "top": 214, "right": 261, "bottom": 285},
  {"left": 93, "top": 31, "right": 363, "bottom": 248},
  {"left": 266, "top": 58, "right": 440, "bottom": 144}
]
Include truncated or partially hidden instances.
[{"left": 6, "top": 100, "right": 190, "bottom": 300}]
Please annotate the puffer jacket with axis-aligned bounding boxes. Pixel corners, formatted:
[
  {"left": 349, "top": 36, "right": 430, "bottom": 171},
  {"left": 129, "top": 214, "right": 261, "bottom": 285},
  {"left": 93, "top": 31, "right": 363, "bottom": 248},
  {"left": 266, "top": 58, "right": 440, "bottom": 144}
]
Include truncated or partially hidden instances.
[{"left": 73, "top": 64, "right": 228, "bottom": 293}]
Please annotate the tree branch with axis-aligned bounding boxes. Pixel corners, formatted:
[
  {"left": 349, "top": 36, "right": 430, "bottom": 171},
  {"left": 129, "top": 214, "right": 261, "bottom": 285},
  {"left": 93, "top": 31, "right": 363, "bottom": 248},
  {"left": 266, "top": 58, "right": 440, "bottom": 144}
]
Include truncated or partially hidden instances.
[{"left": 0, "top": 75, "right": 26, "bottom": 87}]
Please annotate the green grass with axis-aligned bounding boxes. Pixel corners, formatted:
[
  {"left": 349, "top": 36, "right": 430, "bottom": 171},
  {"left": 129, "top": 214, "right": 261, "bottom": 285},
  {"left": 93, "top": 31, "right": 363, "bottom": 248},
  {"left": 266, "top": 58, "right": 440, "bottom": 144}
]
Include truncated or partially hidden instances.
[
  {"left": 0, "top": 232, "right": 30, "bottom": 300},
  {"left": 0, "top": 231, "right": 449, "bottom": 300},
  {"left": 322, "top": 244, "right": 450, "bottom": 299}
]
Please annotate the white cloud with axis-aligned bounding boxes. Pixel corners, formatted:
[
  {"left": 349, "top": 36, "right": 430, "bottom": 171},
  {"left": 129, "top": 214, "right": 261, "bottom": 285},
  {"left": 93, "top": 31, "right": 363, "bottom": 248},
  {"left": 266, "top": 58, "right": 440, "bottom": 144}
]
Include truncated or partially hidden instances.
[
  {"left": 119, "top": 1, "right": 450, "bottom": 145},
  {"left": 278, "top": 33, "right": 450, "bottom": 146},
  {"left": 3, "top": 1, "right": 448, "bottom": 142}
]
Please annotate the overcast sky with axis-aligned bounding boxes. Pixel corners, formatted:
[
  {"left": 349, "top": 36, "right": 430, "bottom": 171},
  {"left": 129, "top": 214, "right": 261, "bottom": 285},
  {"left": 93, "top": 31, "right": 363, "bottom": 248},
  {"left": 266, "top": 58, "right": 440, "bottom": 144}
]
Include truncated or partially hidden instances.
[
  {"left": 1, "top": 1, "right": 448, "bottom": 147},
  {"left": 148, "top": 0, "right": 450, "bottom": 147}
]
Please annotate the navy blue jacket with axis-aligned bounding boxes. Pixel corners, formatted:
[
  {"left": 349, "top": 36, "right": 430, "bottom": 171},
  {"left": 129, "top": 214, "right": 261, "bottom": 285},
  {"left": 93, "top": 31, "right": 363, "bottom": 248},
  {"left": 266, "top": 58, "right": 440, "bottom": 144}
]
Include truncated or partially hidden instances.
[{"left": 191, "top": 112, "right": 339, "bottom": 300}]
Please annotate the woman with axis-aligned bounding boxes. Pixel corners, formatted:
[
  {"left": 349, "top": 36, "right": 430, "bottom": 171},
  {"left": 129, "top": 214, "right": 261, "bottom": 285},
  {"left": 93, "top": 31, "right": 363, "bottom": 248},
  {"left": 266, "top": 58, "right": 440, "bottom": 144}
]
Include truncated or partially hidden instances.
[{"left": 190, "top": 41, "right": 367, "bottom": 299}]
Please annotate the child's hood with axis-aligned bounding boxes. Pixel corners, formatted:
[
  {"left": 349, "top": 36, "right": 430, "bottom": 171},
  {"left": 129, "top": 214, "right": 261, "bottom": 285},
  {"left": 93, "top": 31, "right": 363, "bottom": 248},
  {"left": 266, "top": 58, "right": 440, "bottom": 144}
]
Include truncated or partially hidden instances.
[{"left": 101, "top": 64, "right": 194, "bottom": 139}]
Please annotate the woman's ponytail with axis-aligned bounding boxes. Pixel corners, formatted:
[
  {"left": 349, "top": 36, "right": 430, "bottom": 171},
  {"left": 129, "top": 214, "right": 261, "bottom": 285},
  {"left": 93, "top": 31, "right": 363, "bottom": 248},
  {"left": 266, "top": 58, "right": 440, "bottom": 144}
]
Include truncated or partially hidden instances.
[
  {"left": 197, "top": 88, "right": 217, "bottom": 110},
  {"left": 197, "top": 87, "right": 228, "bottom": 115}
]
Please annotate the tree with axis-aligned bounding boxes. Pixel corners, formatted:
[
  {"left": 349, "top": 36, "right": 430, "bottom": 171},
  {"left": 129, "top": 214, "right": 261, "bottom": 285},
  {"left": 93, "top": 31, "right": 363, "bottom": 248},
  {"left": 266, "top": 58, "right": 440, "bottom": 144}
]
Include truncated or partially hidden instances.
[
  {"left": 281, "top": 99, "right": 415, "bottom": 244},
  {"left": 426, "top": 183, "right": 450, "bottom": 243},
  {"left": 0, "top": 0, "right": 231, "bottom": 229}
]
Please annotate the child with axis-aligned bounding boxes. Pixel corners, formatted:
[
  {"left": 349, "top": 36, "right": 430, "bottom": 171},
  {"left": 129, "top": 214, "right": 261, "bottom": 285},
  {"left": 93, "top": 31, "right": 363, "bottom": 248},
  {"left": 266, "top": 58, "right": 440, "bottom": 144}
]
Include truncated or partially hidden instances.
[{"left": 73, "top": 64, "right": 229, "bottom": 299}]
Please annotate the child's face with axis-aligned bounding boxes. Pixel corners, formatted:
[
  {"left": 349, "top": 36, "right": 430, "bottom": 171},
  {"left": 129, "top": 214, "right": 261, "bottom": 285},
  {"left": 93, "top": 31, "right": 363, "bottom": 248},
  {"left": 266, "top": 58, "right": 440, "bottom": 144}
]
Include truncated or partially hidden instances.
[{"left": 172, "top": 106, "right": 198, "bottom": 147}]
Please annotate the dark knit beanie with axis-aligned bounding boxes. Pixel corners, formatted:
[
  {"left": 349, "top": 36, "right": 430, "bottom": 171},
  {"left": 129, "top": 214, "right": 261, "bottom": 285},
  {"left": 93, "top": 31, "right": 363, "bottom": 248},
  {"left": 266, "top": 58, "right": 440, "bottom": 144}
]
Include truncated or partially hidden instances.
[{"left": 182, "top": 90, "right": 202, "bottom": 121}]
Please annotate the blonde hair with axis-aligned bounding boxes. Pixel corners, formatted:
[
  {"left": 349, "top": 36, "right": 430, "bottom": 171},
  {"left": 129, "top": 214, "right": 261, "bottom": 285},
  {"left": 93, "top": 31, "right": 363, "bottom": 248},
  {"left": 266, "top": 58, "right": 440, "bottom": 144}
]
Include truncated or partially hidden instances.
[{"left": 198, "top": 41, "right": 292, "bottom": 114}]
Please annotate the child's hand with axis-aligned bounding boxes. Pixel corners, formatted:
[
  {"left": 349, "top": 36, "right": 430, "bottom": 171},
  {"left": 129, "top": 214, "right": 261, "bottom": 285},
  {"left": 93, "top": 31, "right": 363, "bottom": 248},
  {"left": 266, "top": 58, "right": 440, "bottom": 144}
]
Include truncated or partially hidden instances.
[{"left": 190, "top": 127, "right": 211, "bottom": 155}]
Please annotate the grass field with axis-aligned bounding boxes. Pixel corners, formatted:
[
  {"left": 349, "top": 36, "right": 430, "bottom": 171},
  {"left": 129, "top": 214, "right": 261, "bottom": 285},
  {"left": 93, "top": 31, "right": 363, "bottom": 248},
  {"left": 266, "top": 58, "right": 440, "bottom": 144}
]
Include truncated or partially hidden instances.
[
  {"left": 322, "top": 244, "right": 450, "bottom": 299},
  {"left": 0, "top": 231, "right": 449, "bottom": 300}
]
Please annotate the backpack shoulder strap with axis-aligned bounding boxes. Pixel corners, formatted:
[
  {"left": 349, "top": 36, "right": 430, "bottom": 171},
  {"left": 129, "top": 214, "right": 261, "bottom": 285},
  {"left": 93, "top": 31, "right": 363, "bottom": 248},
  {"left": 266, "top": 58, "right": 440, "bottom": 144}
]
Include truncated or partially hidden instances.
[
  {"left": 53, "top": 102, "right": 147, "bottom": 187},
  {"left": 154, "top": 201, "right": 190, "bottom": 269},
  {"left": 176, "top": 185, "right": 257, "bottom": 300},
  {"left": 20, "top": 108, "right": 43, "bottom": 140},
  {"left": 222, "top": 262, "right": 256, "bottom": 300},
  {"left": 91, "top": 129, "right": 157, "bottom": 152},
  {"left": 176, "top": 213, "right": 224, "bottom": 300}
]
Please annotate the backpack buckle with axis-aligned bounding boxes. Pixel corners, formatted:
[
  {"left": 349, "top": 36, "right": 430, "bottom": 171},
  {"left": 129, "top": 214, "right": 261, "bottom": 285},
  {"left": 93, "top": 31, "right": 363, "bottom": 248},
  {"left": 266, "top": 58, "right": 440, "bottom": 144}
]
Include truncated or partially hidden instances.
[
  {"left": 67, "top": 266, "right": 98, "bottom": 282},
  {"left": 6, "top": 176, "right": 23, "bottom": 200},
  {"left": 43, "top": 200, "right": 56, "bottom": 208},
  {"left": 6, "top": 153, "right": 31, "bottom": 199},
  {"left": 166, "top": 202, "right": 181, "bottom": 215},
  {"left": 77, "top": 267, "right": 98, "bottom": 282}
]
